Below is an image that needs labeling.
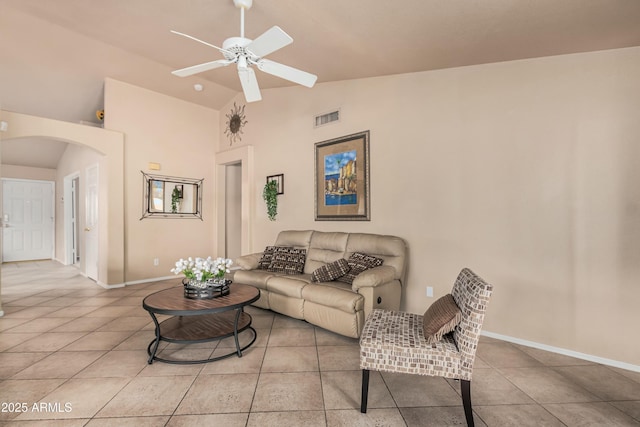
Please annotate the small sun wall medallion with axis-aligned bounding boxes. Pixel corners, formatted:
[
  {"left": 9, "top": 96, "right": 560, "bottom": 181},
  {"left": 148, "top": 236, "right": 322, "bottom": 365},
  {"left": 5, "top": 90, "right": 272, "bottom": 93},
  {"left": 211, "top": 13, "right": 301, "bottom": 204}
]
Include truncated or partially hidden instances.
[{"left": 224, "top": 102, "right": 248, "bottom": 145}]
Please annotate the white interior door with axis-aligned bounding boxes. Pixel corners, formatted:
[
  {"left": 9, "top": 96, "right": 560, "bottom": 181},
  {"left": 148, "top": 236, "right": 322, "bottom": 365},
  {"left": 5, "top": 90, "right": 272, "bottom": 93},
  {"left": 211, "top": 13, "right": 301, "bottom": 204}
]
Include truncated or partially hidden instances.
[
  {"left": 2, "top": 179, "right": 54, "bottom": 262},
  {"left": 84, "top": 164, "right": 99, "bottom": 281}
]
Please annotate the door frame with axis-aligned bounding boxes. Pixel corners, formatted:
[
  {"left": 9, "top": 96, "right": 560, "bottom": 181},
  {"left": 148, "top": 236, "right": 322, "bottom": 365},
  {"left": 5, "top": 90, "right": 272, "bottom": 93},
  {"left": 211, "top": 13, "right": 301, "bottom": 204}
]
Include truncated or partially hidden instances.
[
  {"left": 63, "top": 172, "right": 80, "bottom": 266},
  {"left": 84, "top": 163, "right": 99, "bottom": 281},
  {"left": 215, "top": 145, "right": 254, "bottom": 257}
]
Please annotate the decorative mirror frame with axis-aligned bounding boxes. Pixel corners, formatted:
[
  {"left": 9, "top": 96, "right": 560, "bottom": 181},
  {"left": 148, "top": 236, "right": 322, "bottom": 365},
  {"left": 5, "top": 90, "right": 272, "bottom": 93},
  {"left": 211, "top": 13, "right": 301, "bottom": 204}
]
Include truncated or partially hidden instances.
[{"left": 141, "top": 171, "right": 203, "bottom": 220}]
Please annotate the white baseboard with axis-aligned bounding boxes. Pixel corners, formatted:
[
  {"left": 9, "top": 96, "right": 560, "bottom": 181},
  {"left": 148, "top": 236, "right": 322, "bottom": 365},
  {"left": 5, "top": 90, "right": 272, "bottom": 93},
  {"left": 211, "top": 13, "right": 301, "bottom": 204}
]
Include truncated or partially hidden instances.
[
  {"left": 482, "top": 330, "right": 640, "bottom": 373},
  {"left": 97, "top": 281, "right": 125, "bottom": 289},
  {"left": 0, "top": 310, "right": 4, "bottom": 317},
  {"left": 90, "top": 276, "right": 177, "bottom": 288},
  {"left": 125, "top": 275, "right": 177, "bottom": 286}
]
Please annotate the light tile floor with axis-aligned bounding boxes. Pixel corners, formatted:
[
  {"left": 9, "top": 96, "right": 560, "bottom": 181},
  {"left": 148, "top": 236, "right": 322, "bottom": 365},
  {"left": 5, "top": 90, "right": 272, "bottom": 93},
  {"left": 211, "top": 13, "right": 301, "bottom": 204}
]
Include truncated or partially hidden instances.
[{"left": 1, "top": 260, "right": 639, "bottom": 426}]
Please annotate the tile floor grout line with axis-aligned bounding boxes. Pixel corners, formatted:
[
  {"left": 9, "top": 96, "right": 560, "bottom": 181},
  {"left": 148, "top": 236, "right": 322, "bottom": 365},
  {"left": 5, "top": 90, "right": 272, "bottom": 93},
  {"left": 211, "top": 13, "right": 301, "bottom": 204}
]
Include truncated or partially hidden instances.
[
  {"left": 313, "top": 327, "right": 331, "bottom": 427},
  {"left": 243, "top": 306, "right": 273, "bottom": 427}
]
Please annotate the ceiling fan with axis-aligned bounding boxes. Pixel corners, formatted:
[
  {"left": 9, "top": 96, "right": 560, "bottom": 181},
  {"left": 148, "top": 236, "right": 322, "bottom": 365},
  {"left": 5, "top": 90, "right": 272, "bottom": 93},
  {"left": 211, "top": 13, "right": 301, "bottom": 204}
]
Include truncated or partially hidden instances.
[{"left": 171, "top": 0, "right": 317, "bottom": 102}]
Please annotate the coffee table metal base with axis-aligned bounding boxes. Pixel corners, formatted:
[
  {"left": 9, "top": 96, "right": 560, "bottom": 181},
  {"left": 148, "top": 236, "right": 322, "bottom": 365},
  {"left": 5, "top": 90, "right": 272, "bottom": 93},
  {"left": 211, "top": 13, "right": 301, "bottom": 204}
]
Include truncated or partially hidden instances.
[{"left": 146, "top": 309, "right": 257, "bottom": 364}]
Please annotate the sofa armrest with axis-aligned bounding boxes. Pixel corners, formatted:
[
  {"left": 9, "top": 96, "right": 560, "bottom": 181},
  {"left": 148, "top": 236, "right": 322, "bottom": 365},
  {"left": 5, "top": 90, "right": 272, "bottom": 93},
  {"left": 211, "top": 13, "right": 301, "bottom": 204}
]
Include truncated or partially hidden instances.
[
  {"left": 352, "top": 265, "right": 397, "bottom": 290},
  {"left": 235, "top": 253, "right": 262, "bottom": 270}
]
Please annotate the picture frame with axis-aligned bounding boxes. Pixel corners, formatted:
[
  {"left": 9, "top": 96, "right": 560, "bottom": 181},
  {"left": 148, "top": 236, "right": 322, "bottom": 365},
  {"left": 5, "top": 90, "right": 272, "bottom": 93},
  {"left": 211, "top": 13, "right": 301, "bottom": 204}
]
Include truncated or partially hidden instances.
[
  {"left": 315, "top": 130, "right": 370, "bottom": 221},
  {"left": 266, "top": 174, "right": 284, "bottom": 195}
]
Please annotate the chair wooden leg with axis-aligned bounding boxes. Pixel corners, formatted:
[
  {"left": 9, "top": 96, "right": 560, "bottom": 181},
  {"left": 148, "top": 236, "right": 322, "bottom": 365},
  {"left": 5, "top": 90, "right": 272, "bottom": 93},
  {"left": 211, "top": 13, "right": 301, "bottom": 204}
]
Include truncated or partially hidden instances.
[
  {"left": 361, "top": 369, "right": 370, "bottom": 413},
  {"left": 460, "top": 379, "right": 474, "bottom": 427}
]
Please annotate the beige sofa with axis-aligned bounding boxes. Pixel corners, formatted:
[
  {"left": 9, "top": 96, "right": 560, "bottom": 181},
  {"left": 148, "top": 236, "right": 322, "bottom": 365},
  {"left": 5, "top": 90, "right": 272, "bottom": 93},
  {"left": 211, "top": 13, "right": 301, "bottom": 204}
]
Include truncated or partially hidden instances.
[{"left": 234, "top": 230, "right": 407, "bottom": 338}]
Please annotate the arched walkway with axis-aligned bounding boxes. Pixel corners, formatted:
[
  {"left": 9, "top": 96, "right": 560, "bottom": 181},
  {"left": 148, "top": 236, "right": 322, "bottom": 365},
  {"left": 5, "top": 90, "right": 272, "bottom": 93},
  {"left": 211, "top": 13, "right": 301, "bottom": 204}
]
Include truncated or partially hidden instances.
[{"left": 0, "top": 110, "right": 125, "bottom": 296}]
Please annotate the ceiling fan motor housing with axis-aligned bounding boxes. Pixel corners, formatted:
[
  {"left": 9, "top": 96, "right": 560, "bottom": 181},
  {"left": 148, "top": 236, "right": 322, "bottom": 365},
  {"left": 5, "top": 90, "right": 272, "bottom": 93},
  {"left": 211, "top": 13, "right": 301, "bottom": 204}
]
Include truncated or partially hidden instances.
[{"left": 222, "top": 37, "right": 254, "bottom": 61}]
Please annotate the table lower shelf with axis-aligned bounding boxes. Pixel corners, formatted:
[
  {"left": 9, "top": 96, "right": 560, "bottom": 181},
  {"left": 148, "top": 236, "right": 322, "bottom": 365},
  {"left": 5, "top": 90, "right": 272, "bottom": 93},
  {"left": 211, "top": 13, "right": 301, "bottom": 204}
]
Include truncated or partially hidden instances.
[{"left": 146, "top": 310, "right": 256, "bottom": 364}]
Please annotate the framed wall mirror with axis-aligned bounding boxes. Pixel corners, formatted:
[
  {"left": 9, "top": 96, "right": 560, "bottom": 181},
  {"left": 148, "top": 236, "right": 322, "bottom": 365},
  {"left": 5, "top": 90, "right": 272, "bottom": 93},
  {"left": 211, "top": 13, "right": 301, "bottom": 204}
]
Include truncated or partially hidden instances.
[{"left": 141, "top": 171, "right": 203, "bottom": 219}]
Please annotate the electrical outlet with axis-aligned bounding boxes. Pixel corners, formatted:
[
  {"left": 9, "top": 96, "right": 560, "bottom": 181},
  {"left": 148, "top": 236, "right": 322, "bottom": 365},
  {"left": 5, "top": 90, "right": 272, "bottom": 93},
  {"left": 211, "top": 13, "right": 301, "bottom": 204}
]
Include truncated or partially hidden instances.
[
  {"left": 426, "top": 286, "right": 434, "bottom": 298},
  {"left": 153, "top": 258, "right": 159, "bottom": 266}
]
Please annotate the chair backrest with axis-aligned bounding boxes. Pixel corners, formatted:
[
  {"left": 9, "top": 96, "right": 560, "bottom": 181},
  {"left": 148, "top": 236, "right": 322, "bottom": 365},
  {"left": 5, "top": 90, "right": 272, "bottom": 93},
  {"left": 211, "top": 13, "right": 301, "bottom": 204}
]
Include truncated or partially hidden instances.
[{"left": 451, "top": 268, "right": 493, "bottom": 380}]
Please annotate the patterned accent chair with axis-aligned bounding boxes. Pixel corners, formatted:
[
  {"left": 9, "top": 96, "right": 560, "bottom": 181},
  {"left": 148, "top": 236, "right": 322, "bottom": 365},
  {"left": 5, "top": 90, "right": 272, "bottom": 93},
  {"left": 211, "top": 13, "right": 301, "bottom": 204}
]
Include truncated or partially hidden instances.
[{"left": 359, "top": 268, "right": 493, "bottom": 427}]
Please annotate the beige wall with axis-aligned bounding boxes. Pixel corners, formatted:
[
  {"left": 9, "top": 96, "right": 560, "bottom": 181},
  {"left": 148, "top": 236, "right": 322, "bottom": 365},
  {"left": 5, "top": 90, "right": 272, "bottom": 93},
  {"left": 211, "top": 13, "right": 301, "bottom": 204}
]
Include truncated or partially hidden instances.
[
  {"left": 218, "top": 47, "right": 640, "bottom": 366},
  {"left": 1, "top": 164, "right": 56, "bottom": 181},
  {"left": 0, "top": 113, "right": 3, "bottom": 315},
  {"left": 104, "top": 79, "right": 220, "bottom": 282}
]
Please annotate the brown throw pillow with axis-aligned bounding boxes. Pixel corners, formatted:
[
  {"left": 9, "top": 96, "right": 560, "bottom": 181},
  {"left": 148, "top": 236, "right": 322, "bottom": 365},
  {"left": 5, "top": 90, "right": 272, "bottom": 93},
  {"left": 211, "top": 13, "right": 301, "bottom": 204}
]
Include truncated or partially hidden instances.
[
  {"left": 267, "top": 247, "right": 307, "bottom": 275},
  {"left": 337, "top": 252, "right": 384, "bottom": 285},
  {"left": 422, "top": 294, "right": 462, "bottom": 344},
  {"left": 257, "top": 246, "right": 278, "bottom": 270},
  {"left": 311, "top": 258, "right": 351, "bottom": 283}
]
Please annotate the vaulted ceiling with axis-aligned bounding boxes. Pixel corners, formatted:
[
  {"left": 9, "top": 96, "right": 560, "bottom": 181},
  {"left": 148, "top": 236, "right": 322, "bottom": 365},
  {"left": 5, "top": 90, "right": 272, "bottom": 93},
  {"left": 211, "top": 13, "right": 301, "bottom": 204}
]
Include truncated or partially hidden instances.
[{"left": 2, "top": 0, "right": 640, "bottom": 167}]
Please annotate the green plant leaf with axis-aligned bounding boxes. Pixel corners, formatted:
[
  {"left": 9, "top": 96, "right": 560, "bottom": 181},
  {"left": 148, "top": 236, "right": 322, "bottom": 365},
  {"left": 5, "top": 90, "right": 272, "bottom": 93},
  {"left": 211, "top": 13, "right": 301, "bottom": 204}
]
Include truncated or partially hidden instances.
[{"left": 262, "top": 180, "right": 278, "bottom": 221}]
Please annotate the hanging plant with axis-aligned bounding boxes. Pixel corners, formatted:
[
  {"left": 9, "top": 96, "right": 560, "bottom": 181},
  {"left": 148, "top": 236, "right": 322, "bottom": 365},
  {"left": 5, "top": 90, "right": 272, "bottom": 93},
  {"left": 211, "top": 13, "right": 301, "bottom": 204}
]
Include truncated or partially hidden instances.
[
  {"left": 262, "top": 180, "right": 279, "bottom": 221},
  {"left": 171, "top": 187, "right": 181, "bottom": 213}
]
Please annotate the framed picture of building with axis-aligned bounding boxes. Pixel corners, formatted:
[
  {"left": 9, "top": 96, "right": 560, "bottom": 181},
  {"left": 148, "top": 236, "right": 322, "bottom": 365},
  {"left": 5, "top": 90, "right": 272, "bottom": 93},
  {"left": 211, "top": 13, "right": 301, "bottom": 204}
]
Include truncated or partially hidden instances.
[{"left": 314, "top": 130, "right": 370, "bottom": 221}]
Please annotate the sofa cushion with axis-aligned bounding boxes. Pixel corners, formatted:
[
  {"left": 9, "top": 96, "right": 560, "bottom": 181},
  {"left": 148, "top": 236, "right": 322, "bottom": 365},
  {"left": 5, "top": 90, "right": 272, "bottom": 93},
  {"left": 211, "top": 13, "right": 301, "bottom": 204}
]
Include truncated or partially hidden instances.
[
  {"left": 257, "top": 246, "right": 278, "bottom": 270},
  {"left": 422, "top": 293, "right": 462, "bottom": 344},
  {"left": 266, "top": 275, "right": 310, "bottom": 298},
  {"left": 345, "top": 233, "right": 406, "bottom": 281},
  {"left": 304, "top": 231, "right": 349, "bottom": 273},
  {"left": 337, "top": 252, "right": 384, "bottom": 285},
  {"left": 275, "top": 230, "right": 314, "bottom": 249},
  {"left": 311, "top": 258, "right": 351, "bottom": 283},
  {"left": 301, "top": 282, "right": 364, "bottom": 313},
  {"left": 268, "top": 247, "right": 307, "bottom": 275},
  {"left": 351, "top": 265, "right": 397, "bottom": 289},
  {"left": 235, "top": 253, "right": 261, "bottom": 270},
  {"left": 233, "top": 269, "right": 275, "bottom": 290}
]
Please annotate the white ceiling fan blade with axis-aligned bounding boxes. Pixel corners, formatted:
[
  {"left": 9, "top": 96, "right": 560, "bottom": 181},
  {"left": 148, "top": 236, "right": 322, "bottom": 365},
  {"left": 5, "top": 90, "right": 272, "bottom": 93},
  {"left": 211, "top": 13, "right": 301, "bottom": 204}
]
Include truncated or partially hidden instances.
[
  {"left": 172, "top": 59, "right": 232, "bottom": 77},
  {"left": 170, "top": 30, "right": 232, "bottom": 55},
  {"left": 238, "top": 66, "right": 262, "bottom": 102},
  {"left": 256, "top": 59, "right": 318, "bottom": 88},
  {"left": 246, "top": 26, "right": 293, "bottom": 58}
]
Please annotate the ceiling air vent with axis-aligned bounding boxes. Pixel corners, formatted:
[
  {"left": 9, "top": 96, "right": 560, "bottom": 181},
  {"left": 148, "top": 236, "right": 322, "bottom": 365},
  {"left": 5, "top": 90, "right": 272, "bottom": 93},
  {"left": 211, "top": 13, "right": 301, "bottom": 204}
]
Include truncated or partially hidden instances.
[{"left": 314, "top": 109, "right": 340, "bottom": 128}]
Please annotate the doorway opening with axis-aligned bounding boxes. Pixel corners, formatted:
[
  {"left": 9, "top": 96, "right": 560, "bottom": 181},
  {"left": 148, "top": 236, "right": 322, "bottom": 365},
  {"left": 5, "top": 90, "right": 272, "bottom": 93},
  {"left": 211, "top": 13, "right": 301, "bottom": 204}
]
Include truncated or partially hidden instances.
[
  {"left": 215, "top": 145, "right": 253, "bottom": 258},
  {"left": 225, "top": 162, "right": 242, "bottom": 261}
]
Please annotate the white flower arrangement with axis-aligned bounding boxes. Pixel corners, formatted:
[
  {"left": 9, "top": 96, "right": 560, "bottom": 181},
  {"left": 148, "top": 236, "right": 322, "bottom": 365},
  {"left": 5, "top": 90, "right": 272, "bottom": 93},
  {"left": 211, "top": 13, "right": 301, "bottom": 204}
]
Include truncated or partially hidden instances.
[{"left": 171, "top": 256, "right": 233, "bottom": 287}]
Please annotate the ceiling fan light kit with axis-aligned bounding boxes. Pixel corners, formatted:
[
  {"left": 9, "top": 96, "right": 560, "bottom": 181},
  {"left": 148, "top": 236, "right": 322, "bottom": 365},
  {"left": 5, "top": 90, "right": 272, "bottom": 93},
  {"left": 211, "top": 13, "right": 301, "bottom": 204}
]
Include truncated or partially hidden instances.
[{"left": 171, "top": 0, "right": 317, "bottom": 103}]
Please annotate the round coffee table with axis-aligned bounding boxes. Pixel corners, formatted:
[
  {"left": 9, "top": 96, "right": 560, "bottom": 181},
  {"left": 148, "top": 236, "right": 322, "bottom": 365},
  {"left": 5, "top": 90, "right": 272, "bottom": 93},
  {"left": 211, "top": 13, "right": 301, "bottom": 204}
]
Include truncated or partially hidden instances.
[{"left": 142, "top": 282, "right": 260, "bottom": 364}]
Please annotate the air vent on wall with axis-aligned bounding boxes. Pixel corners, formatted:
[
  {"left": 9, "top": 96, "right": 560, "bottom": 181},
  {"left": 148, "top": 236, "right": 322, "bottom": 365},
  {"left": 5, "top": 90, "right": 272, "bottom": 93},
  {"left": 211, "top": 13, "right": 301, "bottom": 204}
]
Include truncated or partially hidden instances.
[{"left": 314, "top": 109, "right": 340, "bottom": 128}]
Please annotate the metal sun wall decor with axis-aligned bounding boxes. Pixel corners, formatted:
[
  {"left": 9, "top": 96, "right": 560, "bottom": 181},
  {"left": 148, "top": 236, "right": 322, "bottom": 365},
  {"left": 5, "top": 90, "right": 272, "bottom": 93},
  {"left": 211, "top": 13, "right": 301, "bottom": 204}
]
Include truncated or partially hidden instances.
[{"left": 224, "top": 102, "right": 248, "bottom": 145}]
